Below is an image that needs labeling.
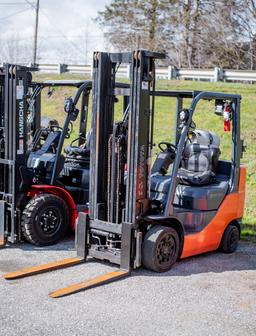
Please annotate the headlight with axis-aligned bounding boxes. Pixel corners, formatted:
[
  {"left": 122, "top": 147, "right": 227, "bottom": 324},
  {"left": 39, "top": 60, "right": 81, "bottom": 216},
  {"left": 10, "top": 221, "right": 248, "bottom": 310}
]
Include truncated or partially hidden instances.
[{"left": 179, "top": 109, "right": 188, "bottom": 121}]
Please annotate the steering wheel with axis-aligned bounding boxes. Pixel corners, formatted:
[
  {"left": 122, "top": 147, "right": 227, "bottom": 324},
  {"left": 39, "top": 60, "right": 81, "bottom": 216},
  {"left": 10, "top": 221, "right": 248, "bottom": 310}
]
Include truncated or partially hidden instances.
[
  {"left": 65, "top": 121, "right": 73, "bottom": 139},
  {"left": 70, "top": 135, "right": 86, "bottom": 147},
  {"left": 158, "top": 142, "right": 176, "bottom": 153}
]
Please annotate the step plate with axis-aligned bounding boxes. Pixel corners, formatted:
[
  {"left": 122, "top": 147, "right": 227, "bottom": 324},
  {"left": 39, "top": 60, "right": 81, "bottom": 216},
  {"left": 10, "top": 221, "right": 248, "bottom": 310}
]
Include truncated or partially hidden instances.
[
  {"left": 3, "top": 257, "right": 83, "bottom": 280},
  {"left": 49, "top": 269, "right": 130, "bottom": 298}
]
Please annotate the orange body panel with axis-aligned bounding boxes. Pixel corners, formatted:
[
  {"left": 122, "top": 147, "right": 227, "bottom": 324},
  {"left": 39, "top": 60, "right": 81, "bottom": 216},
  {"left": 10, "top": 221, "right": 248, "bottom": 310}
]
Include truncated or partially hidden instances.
[
  {"left": 0, "top": 237, "right": 5, "bottom": 247},
  {"left": 181, "top": 166, "right": 246, "bottom": 259}
]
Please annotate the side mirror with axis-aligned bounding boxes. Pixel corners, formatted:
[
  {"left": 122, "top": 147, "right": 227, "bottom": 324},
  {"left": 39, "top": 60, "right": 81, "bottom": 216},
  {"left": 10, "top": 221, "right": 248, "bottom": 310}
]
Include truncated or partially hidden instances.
[
  {"left": 64, "top": 97, "right": 79, "bottom": 121},
  {"left": 64, "top": 97, "right": 74, "bottom": 114},
  {"left": 179, "top": 109, "right": 189, "bottom": 122},
  {"left": 47, "top": 87, "right": 55, "bottom": 98}
]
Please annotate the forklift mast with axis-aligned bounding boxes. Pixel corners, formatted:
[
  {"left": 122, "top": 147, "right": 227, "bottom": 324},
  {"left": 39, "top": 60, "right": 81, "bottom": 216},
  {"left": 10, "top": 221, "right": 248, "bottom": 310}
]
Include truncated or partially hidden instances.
[
  {"left": 77, "top": 51, "right": 164, "bottom": 270},
  {"left": 0, "top": 65, "right": 40, "bottom": 244}
]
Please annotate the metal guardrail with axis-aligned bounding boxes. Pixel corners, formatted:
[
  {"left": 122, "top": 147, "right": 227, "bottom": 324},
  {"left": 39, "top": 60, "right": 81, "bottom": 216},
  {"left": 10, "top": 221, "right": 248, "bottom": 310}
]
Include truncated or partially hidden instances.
[{"left": 3, "top": 63, "right": 256, "bottom": 82}]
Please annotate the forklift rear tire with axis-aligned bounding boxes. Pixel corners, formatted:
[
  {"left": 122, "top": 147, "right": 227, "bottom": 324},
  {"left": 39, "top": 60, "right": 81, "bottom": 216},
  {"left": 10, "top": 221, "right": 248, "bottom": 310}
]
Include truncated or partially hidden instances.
[
  {"left": 219, "top": 224, "right": 240, "bottom": 253},
  {"left": 21, "top": 194, "right": 69, "bottom": 246},
  {"left": 142, "top": 225, "right": 180, "bottom": 272}
]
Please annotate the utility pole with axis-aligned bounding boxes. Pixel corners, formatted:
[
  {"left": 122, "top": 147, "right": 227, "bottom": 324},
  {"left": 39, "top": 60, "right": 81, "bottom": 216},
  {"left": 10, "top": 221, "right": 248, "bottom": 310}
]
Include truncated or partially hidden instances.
[
  {"left": 33, "top": 0, "right": 39, "bottom": 64},
  {"left": 85, "top": 23, "right": 88, "bottom": 64}
]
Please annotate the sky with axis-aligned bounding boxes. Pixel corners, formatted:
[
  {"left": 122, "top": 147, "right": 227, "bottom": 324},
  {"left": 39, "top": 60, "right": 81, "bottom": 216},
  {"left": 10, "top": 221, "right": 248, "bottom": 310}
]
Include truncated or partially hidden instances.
[{"left": 0, "top": 0, "right": 111, "bottom": 63}]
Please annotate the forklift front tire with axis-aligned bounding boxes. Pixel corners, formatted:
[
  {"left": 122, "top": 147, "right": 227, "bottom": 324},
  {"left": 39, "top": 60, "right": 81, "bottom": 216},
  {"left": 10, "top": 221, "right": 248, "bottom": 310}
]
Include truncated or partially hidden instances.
[
  {"left": 219, "top": 224, "right": 240, "bottom": 254},
  {"left": 142, "top": 225, "right": 180, "bottom": 273},
  {"left": 21, "top": 194, "right": 69, "bottom": 246}
]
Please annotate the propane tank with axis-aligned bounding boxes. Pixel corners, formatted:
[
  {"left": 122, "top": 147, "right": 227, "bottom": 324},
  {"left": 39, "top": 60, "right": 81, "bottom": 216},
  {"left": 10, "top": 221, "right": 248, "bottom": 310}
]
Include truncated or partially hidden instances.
[{"left": 189, "top": 129, "right": 220, "bottom": 148}]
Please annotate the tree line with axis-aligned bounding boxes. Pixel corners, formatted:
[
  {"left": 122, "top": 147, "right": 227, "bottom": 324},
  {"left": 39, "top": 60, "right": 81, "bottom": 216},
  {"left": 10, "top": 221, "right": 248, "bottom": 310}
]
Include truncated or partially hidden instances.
[{"left": 97, "top": 0, "right": 256, "bottom": 69}]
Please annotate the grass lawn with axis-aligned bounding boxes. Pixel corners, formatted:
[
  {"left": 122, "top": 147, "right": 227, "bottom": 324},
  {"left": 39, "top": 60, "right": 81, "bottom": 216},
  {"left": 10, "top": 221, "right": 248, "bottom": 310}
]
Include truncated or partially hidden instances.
[{"left": 33, "top": 73, "right": 256, "bottom": 238}]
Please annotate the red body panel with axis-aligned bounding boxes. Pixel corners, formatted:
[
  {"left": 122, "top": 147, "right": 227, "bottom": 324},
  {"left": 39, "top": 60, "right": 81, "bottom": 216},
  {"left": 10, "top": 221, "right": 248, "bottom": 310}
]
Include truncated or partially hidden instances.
[
  {"left": 181, "top": 166, "right": 246, "bottom": 259},
  {"left": 27, "top": 185, "right": 78, "bottom": 230}
]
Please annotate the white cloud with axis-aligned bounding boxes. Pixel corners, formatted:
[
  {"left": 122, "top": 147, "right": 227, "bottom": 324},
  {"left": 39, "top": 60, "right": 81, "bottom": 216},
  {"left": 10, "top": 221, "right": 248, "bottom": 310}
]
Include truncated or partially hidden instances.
[{"left": 0, "top": 0, "right": 111, "bottom": 63}]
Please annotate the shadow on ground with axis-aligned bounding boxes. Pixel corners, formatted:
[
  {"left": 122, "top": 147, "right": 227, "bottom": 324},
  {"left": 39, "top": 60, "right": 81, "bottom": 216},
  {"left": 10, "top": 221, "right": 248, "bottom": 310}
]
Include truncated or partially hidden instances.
[
  {"left": 1, "top": 234, "right": 75, "bottom": 252},
  {"left": 136, "top": 242, "right": 256, "bottom": 278},
  {"left": 0, "top": 237, "right": 255, "bottom": 278}
]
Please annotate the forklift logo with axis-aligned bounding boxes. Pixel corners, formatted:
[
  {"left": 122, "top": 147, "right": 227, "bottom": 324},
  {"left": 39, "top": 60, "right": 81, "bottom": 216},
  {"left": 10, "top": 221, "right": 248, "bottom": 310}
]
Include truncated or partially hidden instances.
[
  {"left": 19, "top": 100, "right": 24, "bottom": 139},
  {"left": 16, "top": 83, "right": 24, "bottom": 144},
  {"left": 137, "top": 145, "right": 146, "bottom": 198}
]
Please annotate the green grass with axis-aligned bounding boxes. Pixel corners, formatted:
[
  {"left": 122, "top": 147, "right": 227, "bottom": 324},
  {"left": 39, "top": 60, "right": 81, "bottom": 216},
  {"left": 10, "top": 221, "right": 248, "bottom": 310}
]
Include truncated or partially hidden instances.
[{"left": 33, "top": 74, "right": 256, "bottom": 239}]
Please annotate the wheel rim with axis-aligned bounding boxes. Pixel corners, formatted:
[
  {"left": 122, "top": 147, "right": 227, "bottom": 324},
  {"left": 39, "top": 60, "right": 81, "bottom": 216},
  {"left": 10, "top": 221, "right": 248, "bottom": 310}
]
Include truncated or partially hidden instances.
[
  {"left": 229, "top": 228, "right": 239, "bottom": 250},
  {"left": 39, "top": 207, "right": 62, "bottom": 235},
  {"left": 156, "top": 234, "right": 176, "bottom": 269}
]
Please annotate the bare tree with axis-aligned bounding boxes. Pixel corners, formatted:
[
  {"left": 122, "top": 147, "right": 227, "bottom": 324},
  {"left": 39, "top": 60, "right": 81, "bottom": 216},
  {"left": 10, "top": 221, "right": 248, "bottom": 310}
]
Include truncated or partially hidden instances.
[
  {"left": 96, "top": 0, "right": 171, "bottom": 52},
  {"left": 237, "top": 0, "right": 256, "bottom": 69},
  {"left": 97, "top": 0, "right": 256, "bottom": 69},
  {"left": 168, "top": 0, "right": 204, "bottom": 68}
]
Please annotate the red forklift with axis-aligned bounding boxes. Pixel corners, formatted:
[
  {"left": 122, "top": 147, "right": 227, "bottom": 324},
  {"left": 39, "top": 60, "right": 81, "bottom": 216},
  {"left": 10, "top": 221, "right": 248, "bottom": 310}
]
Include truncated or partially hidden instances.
[
  {"left": 0, "top": 64, "right": 93, "bottom": 246},
  {"left": 4, "top": 51, "right": 246, "bottom": 298}
]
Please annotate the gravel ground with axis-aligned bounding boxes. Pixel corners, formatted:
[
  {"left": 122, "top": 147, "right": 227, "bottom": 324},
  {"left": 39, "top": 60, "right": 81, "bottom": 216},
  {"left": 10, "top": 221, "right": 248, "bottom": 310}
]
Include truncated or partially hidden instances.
[{"left": 0, "top": 238, "right": 255, "bottom": 336}]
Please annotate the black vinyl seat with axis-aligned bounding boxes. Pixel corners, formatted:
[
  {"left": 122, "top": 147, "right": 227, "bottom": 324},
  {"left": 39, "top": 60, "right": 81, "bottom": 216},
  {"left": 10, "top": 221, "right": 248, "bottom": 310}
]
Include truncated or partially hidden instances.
[
  {"left": 150, "top": 172, "right": 229, "bottom": 211},
  {"left": 150, "top": 130, "right": 229, "bottom": 211},
  {"left": 174, "top": 174, "right": 229, "bottom": 210},
  {"left": 64, "top": 131, "right": 91, "bottom": 159},
  {"left": 64, "top": 146, "right": 90, "bottom": 157}
]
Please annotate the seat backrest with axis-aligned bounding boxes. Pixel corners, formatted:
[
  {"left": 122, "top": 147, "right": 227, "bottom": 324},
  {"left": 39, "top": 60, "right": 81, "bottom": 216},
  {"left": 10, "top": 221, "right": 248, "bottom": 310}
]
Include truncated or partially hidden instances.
[{"left": 182, "top": 130, "right": 221, "bottom": 174}]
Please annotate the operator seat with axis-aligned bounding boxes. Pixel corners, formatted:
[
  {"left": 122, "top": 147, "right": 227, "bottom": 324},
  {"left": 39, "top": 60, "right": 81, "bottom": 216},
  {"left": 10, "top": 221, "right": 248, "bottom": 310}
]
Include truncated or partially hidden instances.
[
  {"left": 150, "top": 130, "right": 230, "bottom": 211},
  {"left": 59, "top": 131, "right": 91, "bottom": 204},
  {"left": 64, "top": 130, "right": 91, "bottom": 159},
  {"left": 64, "top": 146, "right": 90, "bottom": 157}
]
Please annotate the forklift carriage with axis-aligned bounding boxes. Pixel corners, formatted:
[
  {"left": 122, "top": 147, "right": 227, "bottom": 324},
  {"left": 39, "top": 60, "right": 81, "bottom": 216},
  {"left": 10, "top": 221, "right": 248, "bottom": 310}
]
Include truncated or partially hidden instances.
[{"left": 3, "top": 51, "right": 246, "bottom": 298}]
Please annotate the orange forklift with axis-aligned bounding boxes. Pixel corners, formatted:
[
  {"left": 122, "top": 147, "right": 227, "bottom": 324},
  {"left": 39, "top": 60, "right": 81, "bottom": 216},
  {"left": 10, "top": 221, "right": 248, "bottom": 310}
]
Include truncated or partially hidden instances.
[{"left": 3, "top": 50, "right": 246, "bottom": 297}]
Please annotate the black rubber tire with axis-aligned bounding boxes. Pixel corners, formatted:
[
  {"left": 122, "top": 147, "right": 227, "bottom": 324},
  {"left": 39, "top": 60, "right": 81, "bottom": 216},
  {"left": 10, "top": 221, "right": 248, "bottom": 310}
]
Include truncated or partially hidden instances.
[
  {"left": 142, "top": 225, "right": 180, "bottom": 272},
  {"left": 219, "top": 224, "right": 240, "bottom": 253},
  {"left": 21, "top": 194, "right": 69, "bottom": 246}
]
